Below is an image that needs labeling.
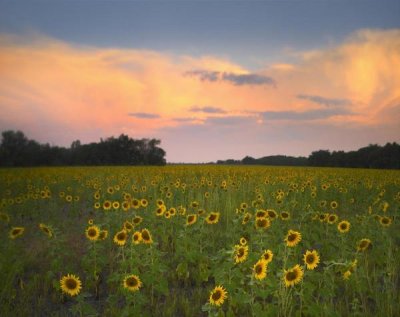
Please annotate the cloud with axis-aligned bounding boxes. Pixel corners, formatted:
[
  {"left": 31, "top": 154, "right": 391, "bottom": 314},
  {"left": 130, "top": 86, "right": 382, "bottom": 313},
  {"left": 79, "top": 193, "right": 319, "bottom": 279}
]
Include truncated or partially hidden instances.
[
  {"left": 0, "top": 29, "right": 399, "bottom": 162},
  {"left": 222, "top": 72, "right": 275, "bottom": 86},
  {"left": 190, "top": 106, "right": 226, "bottom": 113},
  {"left": 296, "top": 94, "right": 351, "bottom": 107},
  {"left": 185, "top": 70, "right": 275, "bottom": 86},
  {"left": 262, "top": 108, "right": 351, "bottom": 121},
  {"left": 128, "top": 112, "right": 160, "bottom": 119}
]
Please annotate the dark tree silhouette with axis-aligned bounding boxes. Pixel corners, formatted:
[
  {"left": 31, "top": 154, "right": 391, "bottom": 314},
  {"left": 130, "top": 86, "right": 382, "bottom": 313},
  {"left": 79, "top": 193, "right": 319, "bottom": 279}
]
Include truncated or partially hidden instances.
[{"left": 0, "top": 130, "right": 166, "bottom": 167}]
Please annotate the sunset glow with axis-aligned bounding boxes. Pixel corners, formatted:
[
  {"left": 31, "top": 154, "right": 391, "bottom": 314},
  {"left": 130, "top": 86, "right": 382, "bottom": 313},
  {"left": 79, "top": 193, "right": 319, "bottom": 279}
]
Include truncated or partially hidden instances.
[{"left": 1, "top": 1, "right": 399, "bottom": 162}]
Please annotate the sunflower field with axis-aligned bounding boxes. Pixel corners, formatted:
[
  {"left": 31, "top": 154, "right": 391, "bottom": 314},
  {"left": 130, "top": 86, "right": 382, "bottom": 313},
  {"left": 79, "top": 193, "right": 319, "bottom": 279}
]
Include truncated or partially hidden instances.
[{"left": 0, "top": 166, "right": 399, "bottom": 316}]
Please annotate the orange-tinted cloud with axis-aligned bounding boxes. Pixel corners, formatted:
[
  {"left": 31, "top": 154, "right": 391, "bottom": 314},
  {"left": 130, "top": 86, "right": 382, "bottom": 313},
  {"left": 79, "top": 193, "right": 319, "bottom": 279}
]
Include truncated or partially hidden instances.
[{"left": 0, "top": 29, "right": 399, "bottom": 154}]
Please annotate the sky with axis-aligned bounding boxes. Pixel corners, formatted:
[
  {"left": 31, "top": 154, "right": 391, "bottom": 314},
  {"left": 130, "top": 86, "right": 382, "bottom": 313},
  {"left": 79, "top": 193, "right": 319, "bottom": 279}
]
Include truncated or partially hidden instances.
[{"left": 0, "top": 0, "right": 399, "bottom": 163}]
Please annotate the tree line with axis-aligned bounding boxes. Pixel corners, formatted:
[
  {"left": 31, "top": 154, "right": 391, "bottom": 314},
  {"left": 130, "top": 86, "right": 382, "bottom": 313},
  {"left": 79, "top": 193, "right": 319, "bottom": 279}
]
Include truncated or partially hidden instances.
[
  {"left": 217, "top": 143, "right": 400, "bottom": 169},
  {"left": 0, "top": 130, "right": 166, "bottom": 167}
]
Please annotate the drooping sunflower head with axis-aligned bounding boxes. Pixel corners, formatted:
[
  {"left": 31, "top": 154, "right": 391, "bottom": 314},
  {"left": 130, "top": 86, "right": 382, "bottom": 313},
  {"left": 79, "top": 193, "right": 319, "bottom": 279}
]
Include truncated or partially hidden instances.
[
  {"left": 357, "top": 238, "right": 372, "bottom": 252},
  {"left": 234, "top": 244, "right": 249, "bottom": 264},
  {"left": 141, "top": 228, "right": 153, "bottom": 244},
  {"left": 39, "top": 223, "right": 53, "bottom": 238},
  {"left": 123, "top": 221, "right": 134, "bottom": 232},
  {"left": 253, "top": 259, "right": 268, "bottom": 280},
  {"left": 132, "top": 231, "right": 142, "bottom": 244},
  {"left": 113, "top": 230, "right": 128, "bottom": 246},
  {"left": 205, "top": 212, "right": 220, "bottom": 224},
  {"left": 285, "top": 230, "right": 302, "bottom": 247},
  {"left": 283, "top": 264, "right": 304, "bottom": 287},
  {"left": 209, "top": 285, "right": 228, "bottom": 306},
  {"left": 85, "top": 225, "right": 100, "bottom": 241},
  {"left": 242, "top": 212, "right": 251, "bottom": 225},
  {"left": 186, "top": 214, "right": 197, "bottom": 226},
  {"left": 303, "top": 250, "right": 320, "bottom": 270},
  {"left": 9, "top": 227, "right": 25, "bottom": 239},
  {"left": 99, "top": 230, "right": 108, "bottom": 240},
  {"left": 123, "top": 274, "right": 142, "bottom": 292},
  {"left": 337, "top": 220, "right": 350, "bottom": 233},
  {"left": 255, "top": 217, "right": 271, "bottom": 230},
  {"left": 261, "top": 249, "right": 273, "bottom": 264},
  {"left": 60, "top": 274, "right": 82, "bottom": 296}
]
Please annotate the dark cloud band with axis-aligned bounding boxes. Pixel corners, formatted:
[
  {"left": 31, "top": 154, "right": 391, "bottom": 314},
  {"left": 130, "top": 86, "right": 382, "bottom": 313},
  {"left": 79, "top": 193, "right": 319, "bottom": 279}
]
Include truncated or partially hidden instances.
[{"left": 185, "top": 70, "right": 275, "bottom": 86}]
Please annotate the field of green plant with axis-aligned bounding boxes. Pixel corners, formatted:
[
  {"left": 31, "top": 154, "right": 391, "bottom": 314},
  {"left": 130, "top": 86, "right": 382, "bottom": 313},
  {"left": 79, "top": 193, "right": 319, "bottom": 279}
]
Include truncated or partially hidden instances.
[{"left": 0, "top": 166, "right": 399, "bottom": 316}]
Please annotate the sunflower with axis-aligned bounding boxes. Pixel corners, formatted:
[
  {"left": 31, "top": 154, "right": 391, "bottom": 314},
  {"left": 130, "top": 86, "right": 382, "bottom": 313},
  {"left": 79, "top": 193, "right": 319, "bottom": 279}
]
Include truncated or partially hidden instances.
[
  {"left": 9, "top": 227, "right": 25, "bottom": 239},
  {"left": 164, "top": 211, "right": 171, "bottom": 219},
  {"left": 242, "top": 212, "right": 251, "bottom": 225},
  {"left": 239, "top": 237, "right": 247, "bottom": 246},
  {"left": 0, "top": 212, "right": 10, "bottom": 223},
  {"left": 186, "top": 214, "right": 197, "bottom": 226},
  {"left": 337, "top": 220, "right": 350, "bottom": 233},
  {"left": 123, "top": 274, "right": 142, "bottom": 292},
  {"left": 205, "top": 212, "right": 220, "bottom": 224},
  {"left": 132, "top": 231, "right": 142, "bottom": 244},
  {"left": 191, "top": 201, "right": 199, "bottom": 208},
  {"left": 88, "top": 219, "right": 94, "bottom": 225},
  {"left": 85, "top": 225, "right": 100, "bottom": 241},
  {"left": 356, "top": 238, "right": 371, "bottom": 252},
  {"left": 112, "top": 201, "right": 120, "bottom": 210},
  {"left": 283, "top": 264, "right": 304, "bottom": 287},
  {"left": 156, "top": 205, "right": 166, "bottom": 216},
  {"left": 141, "top": 228, "right": 153, "bottom": 244},
  {"left": 94, "top": 202, "right": 101, "bottom": 209},
  {"left": 39, "top": 223, "right": 53, "bottom": 238},
  {"left": 285, "top": 230, "right": 302, "bottom": 247},
  {"left": 280, "top": 211, "right": 290, "bottom": 221},
  {"left": 209, "top": 285, "right": 228, "bottom": 307},
  {"left": 122, "top": 201, "right": 130, "bottom": 211},
  {"left": 330, "top": 201, "right": 338, "bottom": 209},
  {"left": 131, "top": 199, "right": 140, "bottom": 209},
  {"left": 261, "top": 249, "right": 273, "bottom": 264},
  {"left": 60, "top": 274, "right": 82, "bottom": 296},
  {"left": 319, "top": 213, "right": 329, "bottom": 222},
  {"left": 140, "top": 199, "right": 148, "bottom": 207},
  {"left": 267, "top": 209, "right": 278, "bottom": 220},
  {"left": 133, "top": 216, "right": 143, "bottom": 225},
  {"left": 113, "top": 230, "right": 128, "bottom": 246},
  {"left": 103, "top": 200, "right": 112, "bottom": 211},
  {"left": 123, "top": 221, "right": 134, "bottom": 232},
  {"left": 255, "top": 210, "right": 267, "bottom": 219},
  {"left": 255, "top": 217, "right": 271, "bottom": 229},
  {"left": 327, "top": 214, "right": 338, "bottom": 224},
  {"left": 379, "top": 216, "right": 392, "bottom": 227},
  {"left": 253, "top": 259, "right": 268, "bottom": 280},
  {"left": 169, "top": 207, "right": 177, "bottom": 216},
  {"left": 156, "top": 199, "right": 164, "bottom": 207},
  {"left": 99, "top": 230, "right": 108, "bottom": 240},
  {"left": 303, "top": 250, "right": 320, "bottom": 270},
  {"left": 233, "top": 244, "right": 249, "bottom": 263}
]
